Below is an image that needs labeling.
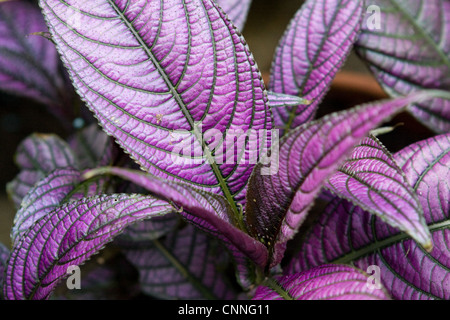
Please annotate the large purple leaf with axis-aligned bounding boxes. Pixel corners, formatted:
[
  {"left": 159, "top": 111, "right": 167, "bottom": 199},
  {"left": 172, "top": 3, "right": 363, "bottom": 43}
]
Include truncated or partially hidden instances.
[
  {"left": 215, "top": 0, "right": 252, "bottom": 31},
  {"left": 245, "top": 92, "right": 439, "bottom": 268},
  {"left": 84, "top": 166, "right": 268, "bottom": 288},
  {"left": 6, "top": 133, "right": 79, "bottom": 208},
  {"left": 269, "top": 0, "right": 363, "bottom": 134},
  {"left": 4, "top": 194, "right": 176, "bottom": 300},
  {"left": 39, "top": 0, "right": 272, "bottom": 214},
  {"left": 0, "top": 242, "right": 9, "bottom": 299},
  {"left": 253, "top": 264, "right": 390, "bottom": 300},
  {"left": 11, "top": 168, "right": 81, "bottom": 246},
  {"left": 356, "top": 0, "right": 450, "bottom": 133},
  {"left": 122, "top": 224, "right": 237, "bottom": 299},
  {"left": 290, "top": 133, "right": 450, "bottom": 300},
  {"left": 325, "top": 135, "right": 431, "bottom": 249},
  {"left": 0, "top": 0, "right": 72, "bottom": 122}
]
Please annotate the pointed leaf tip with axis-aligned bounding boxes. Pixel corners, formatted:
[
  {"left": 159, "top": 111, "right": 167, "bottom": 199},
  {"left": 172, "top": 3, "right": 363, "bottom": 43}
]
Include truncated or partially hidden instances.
[
  {"left": 326, "top": 135, "right": 432, "bottom": 249},
  {"left": 245, "top": 91, "right": 441, "bottom": 267}
]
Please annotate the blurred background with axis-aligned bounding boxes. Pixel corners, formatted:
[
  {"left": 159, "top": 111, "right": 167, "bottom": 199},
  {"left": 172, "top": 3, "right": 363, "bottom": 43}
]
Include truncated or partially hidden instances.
[{"left": 0, "top": 0, "right": 433, "bottom": 247}]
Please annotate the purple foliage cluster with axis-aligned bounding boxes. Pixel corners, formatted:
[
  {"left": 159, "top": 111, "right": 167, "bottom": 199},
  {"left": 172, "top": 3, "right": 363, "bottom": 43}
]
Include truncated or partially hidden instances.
[{"left": 0, "top": 0, "right": 449, "bottom": 300}]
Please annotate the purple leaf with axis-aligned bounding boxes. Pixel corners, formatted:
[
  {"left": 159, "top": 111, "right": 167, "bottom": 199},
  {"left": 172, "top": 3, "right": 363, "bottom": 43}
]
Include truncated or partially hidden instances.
[
  {"left": 215, "top": 0, "right": 252, "bottom": 31},
  {"left": 122, "top": 224, "right": 237, "bottom": 299},
  {"left": 253, "top": 264, "right": 390, "bottom": 300},
  {"left": 325, "top": 135, "right": 431, "bottom": 249},
  {"left": 6, "top": 170, "right": 45, "bottom": 210},
  {"left": 68, "top": 124, "right": 116, "bottom": 169},
  {"left": 245, "top": 91, "right": 439, "bottom": 268},
  {"left": 4, "top": 194, "right": 175, "bottom": 300},
  {"left": 119, "top": 213, "right": 179, "bottom": 243},
  {"left": 290, "top": 133, "right": 450, "bottom": 300},
  {"left": 84, "top": 166, "right": 268, "bottom": 288},
  {"left": 0, "top": 0, "right": 71, "bottom": 122},
  {"left": 39, "top": 0, "right": 272, "bottom": 212},
  {"left": 6, "top": 133, "right": 79, "bottom": 208},
  {"left": 269, "top": 0, "right": 363, "bottom": 134},
  {"left": 356, "top": 0, "right": 450, "bottom": 133},
  {"left": 14, "top": 133, "right": 78, "bottom": 173},
  {"left": 0, "top": 242, "right": 9, "bottom": 299},
  {"left": 11, "top": 168, "right": 81, "bottom": 246}
]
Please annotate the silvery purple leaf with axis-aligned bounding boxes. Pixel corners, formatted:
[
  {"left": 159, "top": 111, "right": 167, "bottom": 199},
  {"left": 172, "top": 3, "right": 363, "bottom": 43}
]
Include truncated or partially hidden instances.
[
  {"left": 290, "top": 133, "right": 450, "bottom": 300},
  {"left": 0, "top": 0, "right": 71, "bottom": 121},
  {"left": 0, "top": 242, "right": 9, "bottom": 299},
  {"left": 68, "top": 124, "right": 116, "bottom": 169},
  {"left": 11, "top": 168, "right": 81, "bottom": 245},
  {"left": 356, "top": 0, "right": 450, "bottom": 133},
  {"left": 269, "top": 0, "right": 363, "bottom": 134},
  {"left": 39, "top": 0, "right": 272, "bottom": 212},
  {"left": 123, "top": 224, "right": 236, "bottom": 299},
  {"left": 253, "top": 264, "right": 390, "bottom": 300},
  {"left": 6, "top": 133, "right": 79, "bottom": 208},
  {"left": 215, "top": 0, "right": 252, "bottom": 31},
  {"left": 4, "top": 194, "right": 175, "bottom": 300},
  {"left": 245, "top": 92, "right": 438, "bottom": 267},
  {"left": 84, "top": 167, "right": 268, "bottom": 287},
  {"left": 325, "top": 135, "right": 431, "bottom": 249},
  {"left": 6, "top": 170, "right": 45, "bottom": 210},
  {"left": 14, "top": 133, "right": 78, "bottom": 172}
]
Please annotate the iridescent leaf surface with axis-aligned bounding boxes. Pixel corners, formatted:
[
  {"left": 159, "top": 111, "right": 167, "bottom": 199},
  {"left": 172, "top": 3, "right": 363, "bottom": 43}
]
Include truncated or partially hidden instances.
[
  {"left": 84, "top": 167, "right": 269, "bottom": 278},
  {"left": 245, "top": 92, "right": 438, "bottom": 267},
  {"left": 290, "top": 133, "right": 450, "bottom": 300},
  {"left": 326, "top": 135, "right": 431, "bottom": 249},
  {"left": 6, "top": 134, "right": 79, "bottom": 208},
  {"left": 39, "top": 0, "right": 272, "bottom": 210},
  {"left": 4, "top": 194, "right": 175, "bottom": 300},
  {"left": 253, "top": 264, "right": 390, "bottom": 300},
  {"left": 356, "top": 0, "right": 450, "bottom": 133},
  {"left": 11, "top": 168, "right": 81, "bottom": 245},
  {"left": 14, "top": 133, "right": 78, "bottom": 173},
  {"left": 269, "top": 0, "right": 363, "bottom": 134}
]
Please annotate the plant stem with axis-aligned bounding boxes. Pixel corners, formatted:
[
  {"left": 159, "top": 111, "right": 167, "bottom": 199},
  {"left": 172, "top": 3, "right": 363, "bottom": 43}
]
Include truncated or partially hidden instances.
[{"left": 263, "top": 277, "right": 294, "bottom": 300}]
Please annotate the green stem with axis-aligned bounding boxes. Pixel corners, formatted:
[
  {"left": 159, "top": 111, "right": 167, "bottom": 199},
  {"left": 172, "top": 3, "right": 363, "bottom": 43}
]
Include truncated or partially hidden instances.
[
  {"left": 263, "top": 277, "right": 294, "bottom": 300},
  {"left": 61, "top": 175, "right": 104, "bottom": 204}
]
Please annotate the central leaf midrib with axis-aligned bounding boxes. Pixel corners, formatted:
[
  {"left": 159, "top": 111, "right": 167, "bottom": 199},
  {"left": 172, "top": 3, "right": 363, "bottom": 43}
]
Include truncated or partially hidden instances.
[
  {"left": 153, "top": 238, "right": 218, "bottom": 300},
  {"left": 106, "top": 0, "right": 240, "bottom": 219},
  {"left": 331, "top": 219, "right": 450, "bottom": 265}
]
